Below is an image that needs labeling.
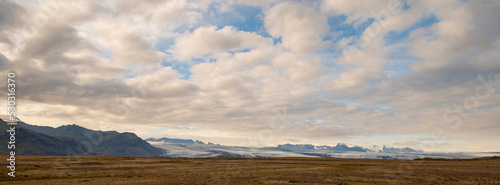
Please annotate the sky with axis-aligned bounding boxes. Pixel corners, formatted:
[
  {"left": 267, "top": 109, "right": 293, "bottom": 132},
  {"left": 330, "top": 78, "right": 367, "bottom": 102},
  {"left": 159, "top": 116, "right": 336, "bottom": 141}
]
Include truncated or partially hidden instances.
[{"left": 0, "top": 0, "right": 499, "bottom": 152}]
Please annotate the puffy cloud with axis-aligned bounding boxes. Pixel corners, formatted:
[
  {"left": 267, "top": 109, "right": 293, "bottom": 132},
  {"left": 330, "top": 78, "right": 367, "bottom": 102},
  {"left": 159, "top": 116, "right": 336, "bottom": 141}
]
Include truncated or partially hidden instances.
[
  {"left": 265, "top": 2, "right": 328, "bottom": 54},
  {"left": 0, "top": 0, "right": 25, "bottom": 29},
  {"left": 0, "top": 54, "right": 8, "bottom": 69},
  {"left": 271, "top": 52, "right": 327, "bottom": 86},
  {"left": 324, "top": 1, "right": 406, "bottom": 89},
  {"left": 173, "top": 26, "right": 272, "bottom": 60},
  {"left": 111, "top": 0, "right": 195, "bottom": 26},
  {"left": 92, "top": 20, "right": 166, "bottom": 67},
  {"left": 0, "top": 0, "right": 25, "bottom": 44},
  {"left": 22, "top": 23, "right": 97, "bottom": 62},
  {"left": 403, "top": 0, "right": 500, "bottom": 89},
  {"left": 126, "top": 67, "right": 198, "bottom": 99},
  {"left": 322, "top": 0, "right": 403, "bottom": 25}
]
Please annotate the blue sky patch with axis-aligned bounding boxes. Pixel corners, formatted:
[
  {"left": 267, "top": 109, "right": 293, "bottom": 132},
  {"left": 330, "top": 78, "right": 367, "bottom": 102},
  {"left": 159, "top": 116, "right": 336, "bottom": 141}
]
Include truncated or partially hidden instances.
[{"left": 384, "top": 14, "right": 439, "bottom": 45}]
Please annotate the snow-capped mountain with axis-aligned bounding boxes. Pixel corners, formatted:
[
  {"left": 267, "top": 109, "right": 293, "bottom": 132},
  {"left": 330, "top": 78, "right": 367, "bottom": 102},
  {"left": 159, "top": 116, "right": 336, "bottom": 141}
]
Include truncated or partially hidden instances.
[
  {"left": 146, "top": 137, "right": 205, "bottom": 144},
  {"left": 146, "top": 137, "right": 436, "bottom": 159},
  {"left": 149, "top": 142, "right": 312, "bottom": 158},
  {"left": 277, "top": 143, "right": 369, "bottom": 152},
  {"left": 370, "top": 145, "right": 423, "bottom": 153}
]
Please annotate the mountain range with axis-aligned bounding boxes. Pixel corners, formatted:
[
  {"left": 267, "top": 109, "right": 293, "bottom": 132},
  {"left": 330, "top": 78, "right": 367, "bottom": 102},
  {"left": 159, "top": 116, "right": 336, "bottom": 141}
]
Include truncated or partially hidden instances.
[
  {"left": 0, "top": 120, "right": 92, "bottom": 156},
  {"left": 146, "top": 137, "right": 205, "bottom": 144},
  {"left": 146, "top": 137, "right": 425, "bottom": 159},
  {"left": 276, "top": 143, "right": 369, "bottom": 152},
  {"left": 1, "top": 117, "right": 428, "bottom": 158},
  {"left": 273, "top": 143, "right": 422, "bottom": 153},
  {"left": 0, "top": 118, "right": 164, "bottom": 156}
]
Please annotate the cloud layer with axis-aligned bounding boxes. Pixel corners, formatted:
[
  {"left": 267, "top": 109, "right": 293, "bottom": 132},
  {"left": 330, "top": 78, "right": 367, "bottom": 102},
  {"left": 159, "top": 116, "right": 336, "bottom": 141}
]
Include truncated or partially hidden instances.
[{"left": 0, "top": 0, "right": 499, "bottom": 151}]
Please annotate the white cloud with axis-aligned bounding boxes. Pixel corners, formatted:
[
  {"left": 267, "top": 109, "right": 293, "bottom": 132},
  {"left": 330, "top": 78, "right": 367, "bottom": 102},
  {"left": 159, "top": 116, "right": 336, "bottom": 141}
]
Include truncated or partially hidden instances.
[
  {"left": 264, "top": 2, "right": 328, "bottom": 54},
  {"left": 126, "top": 67, "right": 198, "bottom": 99},
  {"left": 112, "top": 0, "right": 188, "bottom": 23},
  {"left": 322, "top": 0, "right": 403, "bottom": 25},
  {"left": 92, "top": 20, "right": 166, "bottom": 68},
  {"left": 173, "top": 26, "right": 272, "bottom": 60}
]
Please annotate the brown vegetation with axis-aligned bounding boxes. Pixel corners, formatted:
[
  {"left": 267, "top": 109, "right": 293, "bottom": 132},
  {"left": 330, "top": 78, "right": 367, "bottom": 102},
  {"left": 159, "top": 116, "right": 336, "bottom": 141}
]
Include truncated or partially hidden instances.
[{"left": 1, "top": 155, "right": 499, "bottom": 184}]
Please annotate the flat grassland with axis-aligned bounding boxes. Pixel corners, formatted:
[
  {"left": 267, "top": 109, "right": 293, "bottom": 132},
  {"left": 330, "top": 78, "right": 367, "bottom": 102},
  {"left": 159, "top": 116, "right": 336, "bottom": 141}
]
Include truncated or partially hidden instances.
[{"left": 0, "top": 155, "right": 499, "bottom": 184}]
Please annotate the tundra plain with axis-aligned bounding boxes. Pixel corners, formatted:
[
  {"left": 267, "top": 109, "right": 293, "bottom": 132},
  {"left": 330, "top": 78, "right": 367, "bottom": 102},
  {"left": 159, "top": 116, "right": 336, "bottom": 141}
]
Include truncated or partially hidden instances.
[{"left": 1, "top": 155, "right": 500, "bottom": 184}]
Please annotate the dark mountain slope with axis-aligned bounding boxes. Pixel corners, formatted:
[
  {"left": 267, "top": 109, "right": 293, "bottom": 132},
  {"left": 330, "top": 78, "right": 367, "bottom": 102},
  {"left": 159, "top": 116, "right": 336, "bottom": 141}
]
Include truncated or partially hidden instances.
[
  {"left": 1, "top": 119, "right": 164, "bottom": 156},
  {"left": 0, "top": 119, "right": 92, "bottom": 156}
]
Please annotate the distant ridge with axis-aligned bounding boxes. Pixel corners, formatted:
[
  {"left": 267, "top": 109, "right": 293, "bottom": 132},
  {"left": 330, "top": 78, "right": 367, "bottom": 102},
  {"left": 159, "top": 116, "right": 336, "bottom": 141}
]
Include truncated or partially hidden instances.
[
  {"left": 146, "top": 137, "right": 205, "bottom": 144},
  {"left": 145, "top": 135, "right": 426, "bottom": 158},
  {"left": 274, "top": 143, "right": 422, "bottom": 153}
]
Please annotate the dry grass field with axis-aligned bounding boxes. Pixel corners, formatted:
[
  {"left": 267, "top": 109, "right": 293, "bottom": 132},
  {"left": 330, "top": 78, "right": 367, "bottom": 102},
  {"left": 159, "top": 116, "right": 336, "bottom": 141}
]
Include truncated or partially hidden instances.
[{"left": 0, "top": 155, "right": 499, "bottom": 184}]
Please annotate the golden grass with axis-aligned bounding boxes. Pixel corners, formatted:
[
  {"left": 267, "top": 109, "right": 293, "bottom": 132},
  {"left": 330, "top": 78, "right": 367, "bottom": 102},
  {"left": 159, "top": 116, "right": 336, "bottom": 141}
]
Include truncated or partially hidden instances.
[{"left": 0, "top": 155, "right": 499, "bottom": 184}]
